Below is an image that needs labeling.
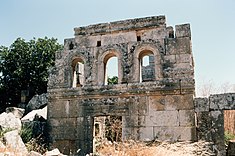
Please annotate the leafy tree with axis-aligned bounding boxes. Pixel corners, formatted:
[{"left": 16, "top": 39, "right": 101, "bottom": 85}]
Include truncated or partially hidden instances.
[
  {"left": 107, "top": 76, "right": 118, "bottom": 85},
  {"left": 0, "top": 37, "right": 62, "bottom": 111}
]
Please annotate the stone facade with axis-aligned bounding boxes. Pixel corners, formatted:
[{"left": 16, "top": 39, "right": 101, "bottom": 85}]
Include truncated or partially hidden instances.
[
  {"left": 194, "top": 93, "right": 235, "bottom": 156},
  {"left": 47, "top": 15, "right": 195, "bottom": 155}
]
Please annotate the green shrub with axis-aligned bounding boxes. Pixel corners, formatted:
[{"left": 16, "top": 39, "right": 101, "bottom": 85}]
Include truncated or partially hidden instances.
[
  {"left": 20, "top": 124, "right": 33, "bottom": 143},
  {"left": 224, "top": 131, "right": 235, "bottom": 145},
  {"left": 0, "top": 128, "right": 13, "bottom": 139}
]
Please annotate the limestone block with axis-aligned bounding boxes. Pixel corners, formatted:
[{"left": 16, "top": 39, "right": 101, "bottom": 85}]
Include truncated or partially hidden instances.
[
  {"left": 4, "top": 130, "right": 28, "bottom": 155},
  {"left": 0, "top": 112, "right": 22, "bottom": 130},
  {"left": 44, "top": 148, "right": 61, "bottom": 156},
  {"left": 149, "top": 96, "right": 165, "bottom": 111},
  {"left": 165, "top": 94, "right": 194, "bottom": 110},
  {"left": 27, "top": 151, "right": 43, "bottom": 156},
  {"left": 175, "top": 24, "right": 191, "bottom": 38},
  {"left": 21, "top": 106, "right": 47, "bottom": 121},
  {"left": 175, "top": 127, "right": 196, "bottom": 141},
  {"left": 154, "top": 126, "right": 195, "bottom": 141},
  {"left": 176, "top": 54, "right": 192, "bottom": 63},
  {"left": 146, "top": 111, "right": 179, "bottom": 127},
  {"left": 163, "top": 55, "right": 176, "bottom": 64},
  {"left": 179, "top": 110, "right": 195, "bottom": 126},
  {"left": 164, "top": 95, "right": 178, "bottom": 110},
  {"left": 128, "top": 96, "right": 148, "bottom": 116},
  {"left": 153, "top": 126, "right": 176, "bottom": 141},
  {"left": 194, "top": 97, "right": 209, "bottom": 112},
  {"left": 122, "top": 115, "right": 145, "bottom": 127},
  {"left": 26, "top": 93, "right": 48, "bottom": 112},
  {"left": 50, "top": 118, "right": 77, "bottom": 140},
  {"left": 166, "top": 37, "right": 191, "bottom": 55},
  {"left": 209, "top": 93, "right": 235, "bottom": 110},
  {"left": 5, "top": 107, "right": 25, "bottom": 119},
  {"left": 174, "top": 62, "right": 191, "bottom": 69},
  {"left": 122, "top": 127, "right": 140, "bottom": 140},
  {"left": 141, "top": 28, "right": 166, "bottom": 41},
  {"left": 101, "top": 31, "right": 136, "bottom": 46},
  {"left": 196, "top": 112, "right": 212, "bottom": 141},
  {"left": 48, "top": 100, "right": 75, "bottom": 118},
  {"left": 227, "top": 140, "right": 235, "bottom": 156},
  {"left": 139, "top": 127, "right": 154, "bottom": 141},
  {"left": 210, "top": 110, "right": 224, "bottom": 139}
]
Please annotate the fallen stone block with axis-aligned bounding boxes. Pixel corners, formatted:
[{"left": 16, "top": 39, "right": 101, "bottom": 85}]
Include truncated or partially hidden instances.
[
  {"left": 0, "top": 112, "right": 22, "bottom": 130},
  {"left": 26, "top": 93, "right": 48, "bottom": 112},
  {"left": 6, "top": 107, "right": 25, "bottom": 119},
  {"left": 3, "top": 130, "right": 28, "bottom": 155}
]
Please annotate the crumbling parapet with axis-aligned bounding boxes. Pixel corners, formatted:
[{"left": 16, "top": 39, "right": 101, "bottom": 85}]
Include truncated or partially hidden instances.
[
  {"left": 48, "top": 15, "right": 195, "bottom": 155},
  {"left": 194, "top": 93, "right": 235, "bottom": 156}
]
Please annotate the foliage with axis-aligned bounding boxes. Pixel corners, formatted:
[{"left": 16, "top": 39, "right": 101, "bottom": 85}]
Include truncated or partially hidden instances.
[
  {"left": 25, "top": 136, "right": 48, "bottom": 154},
  {"left": 20, "top": 124, "right": 48, "bottom": 153},
  {"left": 0, "top": 128, "right": 13, "bottom": 140},
  {"left": 20, "top": 124, "right": 33, "bottom": 143},
  {"left": 224, "top": 131, "right": 235, "bottom": 145},
  {"left": 0, "top": 37, "right": 62, "bottom": 110},
  {"left": 105, "top": 116, "right": 122, "bottom": 142},
  {"left": 107, "top": 76, "right": 118, "bottom": 85}
]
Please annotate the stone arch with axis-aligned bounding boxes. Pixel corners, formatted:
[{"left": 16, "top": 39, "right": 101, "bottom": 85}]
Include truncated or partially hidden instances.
[
  {"left": 97, "top": 49, "right": 123, "bottom": 85},
  {"left": 133, "top": 43, "right": 163, "bottom": 82},
  {"left": 69, "top": 55, "right": 86, "bottom": 88}
]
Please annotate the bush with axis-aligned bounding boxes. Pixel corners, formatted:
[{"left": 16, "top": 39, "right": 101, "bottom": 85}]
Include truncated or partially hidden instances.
[
  {"left": 224, "top": 131, "right": 235, "bottom": 145},
  {"left": 20, "top": 124, "right": 47, "bottom": 153},
  {"left": 20, "top": 124, "right": 33, "bottom": 143},
  {"left": 0, "top": 128, "right": 13, "bottom": 140}
]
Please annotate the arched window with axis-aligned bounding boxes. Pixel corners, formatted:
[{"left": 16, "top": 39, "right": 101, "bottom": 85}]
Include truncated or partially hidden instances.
[
  {"left": 139, "top": 50, "right": 155, "bottom": 82},
  {"left": 103, "top": 53, "right": 118, "bottom": 85},
  {"left": 72, "top": 58, "right": 84, "bottom": 87}
]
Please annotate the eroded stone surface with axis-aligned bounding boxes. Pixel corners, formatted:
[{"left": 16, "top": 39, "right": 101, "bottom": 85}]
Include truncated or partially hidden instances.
[{"left": 48, "top": 15, "right": 195, "bottom": 155}]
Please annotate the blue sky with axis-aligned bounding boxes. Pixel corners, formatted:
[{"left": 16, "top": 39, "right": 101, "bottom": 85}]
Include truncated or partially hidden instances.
[{"left": 1, "top": 0, "right": 235, "bottom": 94}]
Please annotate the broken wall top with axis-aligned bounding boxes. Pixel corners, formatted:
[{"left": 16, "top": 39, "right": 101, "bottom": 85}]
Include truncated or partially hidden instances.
[
  {"left": 48, "top": 15, "right": 194, "bottom": 93},
  {"left": 74, "top": 16, "right": 166, "bottom": 36}
]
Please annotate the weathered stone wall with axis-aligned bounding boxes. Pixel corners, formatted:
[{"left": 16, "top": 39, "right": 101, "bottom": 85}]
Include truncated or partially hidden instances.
[
  {"left": 194, "top": 93, "right": 235, "bottom": 156},
  {"left": 48, "top": 15, "right": 195, "bottom": 155}
]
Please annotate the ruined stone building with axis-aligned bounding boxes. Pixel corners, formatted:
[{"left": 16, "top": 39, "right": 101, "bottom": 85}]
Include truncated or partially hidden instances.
[{"left": 47, "top": 15, "right": 195, "bottom": 155}]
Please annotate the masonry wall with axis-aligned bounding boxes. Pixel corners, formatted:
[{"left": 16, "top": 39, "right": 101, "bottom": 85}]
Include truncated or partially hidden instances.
[
  {"left": 47, "top": 15, "right": 195, "bottom": 155},
  {"left": 194, "top": 93, "right": 235, "bottom": 156}
]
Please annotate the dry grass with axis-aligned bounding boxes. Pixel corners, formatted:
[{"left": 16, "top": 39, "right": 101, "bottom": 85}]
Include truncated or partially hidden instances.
[{"left": 96, "top": 140, "right": 215, "bottom": 156}]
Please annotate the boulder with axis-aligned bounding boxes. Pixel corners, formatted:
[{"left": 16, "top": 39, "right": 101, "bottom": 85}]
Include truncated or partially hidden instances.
[
  {"left": 44, "top": 148, "right": 67, "bottom": 156},
  {"left": 27, "top": 151, "right": 43, "bottom": 156},
  {"left": 3, "top": 130, "right": 28, "bottom": 155},
  {"left": 21, "top": 106, "right": 47, "bottom": 139},
  {"left": 26, "top": 93, "right": 48, "bottom": 112},
  {"left": 0, "top": 112, "right": 21, "bottom": 130},
  {"left": 6, "top": 107, "right": 25, "bottom": 118},
  {"left": 21, "top": 106, "right": 47, "bottom": 122},
  {"left": 0, "top": 141, "right": 5, "bottom": 148},
  {"left": 227, "top": 140, "right": 235, "bottom": 155}
]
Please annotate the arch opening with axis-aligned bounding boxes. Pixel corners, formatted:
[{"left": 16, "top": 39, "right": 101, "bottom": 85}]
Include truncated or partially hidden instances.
[
  {"left": 104, "top": 54, "right": 118, "bottom": 85},
  {"left": 139, "top": 50, "right": 155, "bottom": 82},
  {"left": 72, "top": 58, "right": 85, "bottom": 87}
]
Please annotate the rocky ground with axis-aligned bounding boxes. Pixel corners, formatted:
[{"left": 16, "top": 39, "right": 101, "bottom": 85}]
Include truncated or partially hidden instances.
[{"left": 0, "top": 93, "right": 66, "bottom": 156}]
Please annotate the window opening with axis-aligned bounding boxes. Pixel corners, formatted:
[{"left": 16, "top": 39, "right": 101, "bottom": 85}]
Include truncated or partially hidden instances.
[
  {"left": 169, "top": 31, "right": 174, "bottom": 38},
  {"left": 105, "top": 56, "right": 118, "bottom": 85},
  {"left": 97, "top": 41, "right": 101, "bottom": 47},
  {"left": 69, "top": 42, "right": 74, "bottom": 50},
  {"left": 139, "top": 51, "right": 155, "bottom": 82},
  {"left": 137, "top": 35, "right": 141, "bottom": 41},
  {"left": 72, "top": 59, "right": 84, "bottom": 87}
]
